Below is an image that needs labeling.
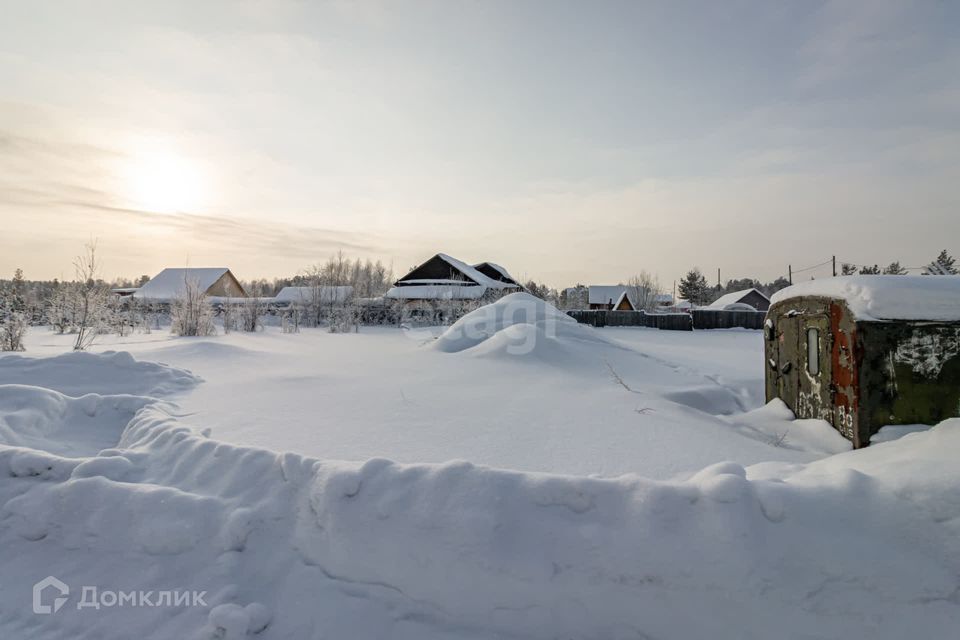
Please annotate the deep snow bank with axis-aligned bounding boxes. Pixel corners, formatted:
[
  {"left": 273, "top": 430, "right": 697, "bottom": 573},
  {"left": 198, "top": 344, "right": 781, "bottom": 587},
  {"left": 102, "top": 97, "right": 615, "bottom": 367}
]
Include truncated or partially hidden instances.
[
  {"left": 0, "top": 351, "right": 200, "bottom": 398},
  {"left": 432, "top": 292, "right": 615, "bottom": 362},
  {"left": 0, "top": 385, "right": 155, "bottom": 457},
  {"left": 2, "top": 399, "right": 959, "bottom": 639}
]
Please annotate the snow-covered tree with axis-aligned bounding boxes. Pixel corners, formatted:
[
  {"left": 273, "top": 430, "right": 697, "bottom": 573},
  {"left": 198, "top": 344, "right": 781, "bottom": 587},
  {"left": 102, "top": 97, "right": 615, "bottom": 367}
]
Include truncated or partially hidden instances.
[
  {"left": 924, "top": 249, "right": 957, "bottom": 275},
  {"left": 626, "top": 271, "right": 663, "bottom": 311},
  {"left": 559, "top": 285, "right": 588, "bottom": 310},
  {"left": 171, "top": 277, "right": 216, "bottom": 337},
  {"left": 0, "top": 269, "right": 28, "bottom": 351},
  {"left": 883, "top": 261, "right": 908, "bottom": 275},
  {"left": 240, "top": 283, "right": 267, "bottom": 332},
  {"left": 840, "top": 263, "right": 858, "bottom": 276},
  {"left": 0, "top": 313, "right": 26, "bottom": 351},
  {"left": 858, "top": 264, "right": 881, "bottom": 275},
  {"left": 72, "top": 242, "right": 109, "bottom": 351}
]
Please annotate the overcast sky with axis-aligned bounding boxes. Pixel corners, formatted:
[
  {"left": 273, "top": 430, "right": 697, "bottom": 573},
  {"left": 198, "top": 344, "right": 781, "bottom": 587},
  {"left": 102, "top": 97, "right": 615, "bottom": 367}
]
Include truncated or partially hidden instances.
[{"left": 1, "top": 0, "right": 958, "bottom": 287}]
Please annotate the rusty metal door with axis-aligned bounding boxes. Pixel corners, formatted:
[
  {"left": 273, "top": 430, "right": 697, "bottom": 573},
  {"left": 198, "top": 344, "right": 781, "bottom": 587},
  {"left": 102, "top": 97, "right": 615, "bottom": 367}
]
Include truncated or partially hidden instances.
[
  {"left": 795, "top": 315, "right": 832, "bottom": 421},
  {"left": 770, "top": 313, "right": 832, "bottom": 421},
  {"left": 772, "top": 315, "right": 800, "bottom": 412}
]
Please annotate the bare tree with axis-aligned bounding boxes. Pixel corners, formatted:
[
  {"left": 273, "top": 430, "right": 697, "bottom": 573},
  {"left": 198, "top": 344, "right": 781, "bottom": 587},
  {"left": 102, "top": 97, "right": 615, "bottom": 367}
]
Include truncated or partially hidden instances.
[
  {"left": 171, "top": 277, "right": 216, "bottom": 337},
  {"left": 72, "top": 241, "right": 109, "bottom": 351},
  {"left": 626, "top": 271, "right": 663, "bottom": 311},
  {"left": 240, "top": 283, "right": 267, "bottom": 332}
]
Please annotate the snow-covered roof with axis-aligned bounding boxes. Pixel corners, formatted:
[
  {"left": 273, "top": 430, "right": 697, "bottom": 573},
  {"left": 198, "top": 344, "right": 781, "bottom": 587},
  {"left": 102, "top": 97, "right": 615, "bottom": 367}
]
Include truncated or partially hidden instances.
[
  {"left": 708, "top": 288, "right": 768, "bottom": 309},
  {"left": 769, "top": 275, "right": 960, "bottom": 321},
  {"left": 273, "top": 286, "right": 353, "bottom": 305},
  {"left": 134, "top": 268, "right": 231, "bottom": 301},
  {"left": 654, "top": 293, "right": 674, "bottom": 304},
  {"left": 613, "top": 291, "right": 635, "bottom": 310},
  {"left": 434, "top": 254, "right": 517, "bottom": 290},
  {"left": 385, "top": 284, "right": 488, "bottom": 301},
  {"left": 472, "top": 261, "right": 518, "bottom": 284},
  {"left": 588, "top": 285, "right": 628, "bottom": 305}
]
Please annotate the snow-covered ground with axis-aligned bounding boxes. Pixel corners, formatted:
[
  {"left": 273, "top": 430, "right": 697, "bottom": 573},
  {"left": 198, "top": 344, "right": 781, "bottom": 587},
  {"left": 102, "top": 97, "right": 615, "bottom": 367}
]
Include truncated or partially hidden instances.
[{"left": 2, "top": 294, "right": 958, "bottom": 639}]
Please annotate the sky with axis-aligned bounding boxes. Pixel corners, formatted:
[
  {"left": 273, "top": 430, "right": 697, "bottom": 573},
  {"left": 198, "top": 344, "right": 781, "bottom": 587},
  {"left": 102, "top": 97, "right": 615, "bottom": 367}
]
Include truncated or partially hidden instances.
[{"left": 1, "top": 0, "right": 958, "bottom": 289}]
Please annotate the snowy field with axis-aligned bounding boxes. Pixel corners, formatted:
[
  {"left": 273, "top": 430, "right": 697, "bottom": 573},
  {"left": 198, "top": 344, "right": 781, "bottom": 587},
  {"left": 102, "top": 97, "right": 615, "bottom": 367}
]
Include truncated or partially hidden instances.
[{"left": 1, "top": 294, "right": 958, "bottom": 639}]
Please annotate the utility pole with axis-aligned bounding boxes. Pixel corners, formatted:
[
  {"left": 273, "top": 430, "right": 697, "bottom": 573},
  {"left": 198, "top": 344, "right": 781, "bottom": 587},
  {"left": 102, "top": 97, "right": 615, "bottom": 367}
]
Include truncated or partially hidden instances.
[
  {"left": 832, "top": 255, "right": 837, "bottom": 277},
  {"left": 788, "top": 265, "right": 792, "bottom": 285},
  {"left": 717, "top": 268, "right": 721, "bottom": 290}
]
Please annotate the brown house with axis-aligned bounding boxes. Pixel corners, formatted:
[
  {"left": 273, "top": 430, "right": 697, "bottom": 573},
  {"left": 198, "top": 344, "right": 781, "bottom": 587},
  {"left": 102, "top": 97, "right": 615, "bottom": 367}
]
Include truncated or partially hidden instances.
[
  {"left": 709, "top": 288, "right": 770, "bottom": 311},
  {"left": 134, "top": 268, "right": 247, "bottom": 301}
]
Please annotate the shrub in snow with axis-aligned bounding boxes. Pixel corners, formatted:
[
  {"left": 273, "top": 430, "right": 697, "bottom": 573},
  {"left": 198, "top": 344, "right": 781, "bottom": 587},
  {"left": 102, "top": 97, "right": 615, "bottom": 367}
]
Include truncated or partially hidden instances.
[
  {"left": 171, "top": 278, "right": 217, "bottom": 337},
  {"left": 0, "top": 312, "right": 27, "bottom": 352},
  {"left": 71, "top": 242, "right": 110, "bottom": 351},
  {"left": 240, "top": 283, "right": 267, "bottom": 332}
]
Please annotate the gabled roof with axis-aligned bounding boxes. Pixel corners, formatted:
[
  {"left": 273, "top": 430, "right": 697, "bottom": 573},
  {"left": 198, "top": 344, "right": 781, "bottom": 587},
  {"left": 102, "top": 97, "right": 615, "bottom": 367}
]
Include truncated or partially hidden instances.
[
  {"left": 396, "top": 254, "right": 519, "bottom": 291},
  {"left": 770, "top": 275, "right": 960, "bottom": 321},
  {"left": 472, "top": 262, "right": 520, "bottom": 286},
  {"left": 708, "top": 288, "right": 769, "bottom": 309},
  {"left": 613, "top": 291, "right": 636, "bottom": 311},
  {"left": 134, "top": 268, "right": 232, "bottom": 300},
  {"left": 588, "top": 285, "right": 628, "bottom": 305}
]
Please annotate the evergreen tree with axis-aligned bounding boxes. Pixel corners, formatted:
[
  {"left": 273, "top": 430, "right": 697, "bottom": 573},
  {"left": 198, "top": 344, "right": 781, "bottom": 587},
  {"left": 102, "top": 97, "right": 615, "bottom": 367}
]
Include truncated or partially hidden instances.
[
  {"left": 840, "top": 263, "right": 858, "bottom": 276},
  {"left": 10, "top": 268, "right": 25, "bottom": 312},
  {"left": 883, "top": 261, "right": 908, "bottom": 275},
  {"left": 925, "top": 249, "right": 957, "bottom": 275},
  {"left": 678, "top": 268, "right": 709, "bottom": 306},
  {"left": 858, "top": 265, "right": 881, "bottom": 275}
]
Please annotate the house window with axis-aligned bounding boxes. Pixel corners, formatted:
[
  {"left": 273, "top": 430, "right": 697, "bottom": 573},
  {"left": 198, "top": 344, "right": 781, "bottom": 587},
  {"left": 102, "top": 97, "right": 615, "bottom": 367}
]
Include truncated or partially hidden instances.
[{"left": 807, "top": 327, "right": 820, "bottom": 375}]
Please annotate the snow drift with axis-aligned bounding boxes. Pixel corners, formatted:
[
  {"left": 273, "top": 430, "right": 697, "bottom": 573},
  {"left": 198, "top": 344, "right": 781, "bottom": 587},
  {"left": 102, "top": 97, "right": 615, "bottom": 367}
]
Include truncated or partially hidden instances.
[
  {"left": 0, "top": 351, "right": 201, "bottom": 398},
  {"left": 2, "top": 393, "right": 959, "bottom": 639},
  {"left": 432, "top": 292, "right": 614, "bottom": 362},
  {"left": 0, "top": 385, "right": 154, "bottom": 457}
]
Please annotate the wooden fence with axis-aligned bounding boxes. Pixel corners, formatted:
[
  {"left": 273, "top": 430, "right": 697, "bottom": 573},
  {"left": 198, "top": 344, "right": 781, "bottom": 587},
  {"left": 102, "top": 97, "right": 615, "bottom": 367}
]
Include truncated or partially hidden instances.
[
  {"left": 565, "top": 310, "right": 693, "bottom": 331},
  {"left": 691, "top": 309, "right": 766, "bottom": 330},
  {"left": 566, "top": 309, "right": 766, "bottom": 331}
]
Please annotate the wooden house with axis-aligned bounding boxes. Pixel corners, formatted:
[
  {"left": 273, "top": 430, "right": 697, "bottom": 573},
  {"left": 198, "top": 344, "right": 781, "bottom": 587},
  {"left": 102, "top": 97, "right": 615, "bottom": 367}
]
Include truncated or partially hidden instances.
[
  {"left": 385, "top": 254, "right": 522, "bottom": 303},
  {"left": 134, "top": 268, "right": 246, "bottom": 302},
  {"left": 709, "top": 288, "right": 770, "bottom": 312},
  {"left": 588, "top": 286, "right": 628, "bottom": 310}
]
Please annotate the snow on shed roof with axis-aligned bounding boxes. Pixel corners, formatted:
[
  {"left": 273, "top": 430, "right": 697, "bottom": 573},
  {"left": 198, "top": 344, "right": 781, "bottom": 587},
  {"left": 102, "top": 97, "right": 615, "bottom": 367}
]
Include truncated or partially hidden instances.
[
  {"left": 274, "top": 286, "right": 353, "bottom": 304},
  {"left": 385, "top": 284, "right": 488, "bottom": 301},
  {"left": 588, "top": 285, "right": 628, "bottom": 305},
  {"left": 708, "top": 288, "right": 768, "bottom": 309},
  {"left": 134, "top": 268, "right": 230, "bottom": 300},
  {"left": 770, "top": 275, "right": 960, "bottom": 321}
]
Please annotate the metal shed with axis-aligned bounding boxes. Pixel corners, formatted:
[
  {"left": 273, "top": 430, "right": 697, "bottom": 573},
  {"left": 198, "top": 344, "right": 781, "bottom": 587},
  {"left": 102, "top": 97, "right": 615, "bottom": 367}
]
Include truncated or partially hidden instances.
[{"left": 764, "top": 276, "right": 960, "bottom": 448}]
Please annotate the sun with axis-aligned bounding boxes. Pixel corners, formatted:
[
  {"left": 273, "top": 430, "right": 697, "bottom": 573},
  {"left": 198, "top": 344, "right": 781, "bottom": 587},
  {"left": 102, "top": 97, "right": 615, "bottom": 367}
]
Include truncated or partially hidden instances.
[{"left": 124, "top": 143, "right": 206, "bottom": 214}]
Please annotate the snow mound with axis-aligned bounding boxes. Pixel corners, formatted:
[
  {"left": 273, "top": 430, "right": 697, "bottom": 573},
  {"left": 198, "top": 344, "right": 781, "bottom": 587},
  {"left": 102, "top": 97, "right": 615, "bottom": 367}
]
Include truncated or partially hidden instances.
[
  {"left": 0, "top": 385, "right": 154, "bottom": 457},
  {"left": 0, "top": 351, "right": 201, "bottom": 398},
  {"left": 433, "top": 293, "right": 610, "bottom": 357},
  {"left": 725, "top": 399, "right": 852, "bottom": 455},
  {"left": 770, "top": 275, "right": 960, "bottom": 321},
  {"left": 0, "top": 408, "right": 953, "bottom": 639}
]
